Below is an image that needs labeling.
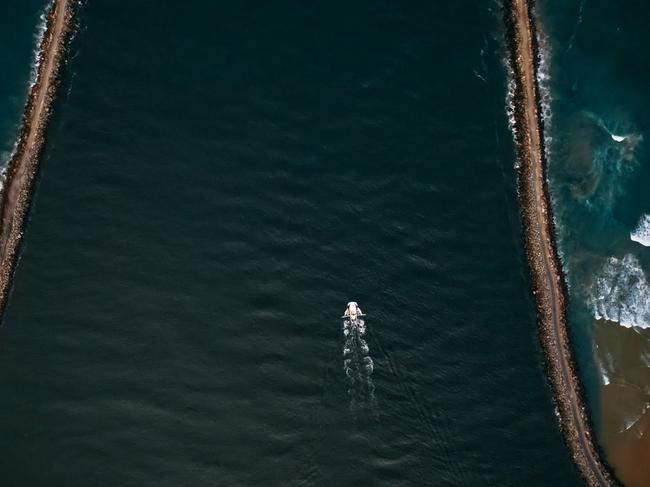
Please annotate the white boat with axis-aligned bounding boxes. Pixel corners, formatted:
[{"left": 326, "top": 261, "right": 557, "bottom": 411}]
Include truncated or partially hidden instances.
[{"left": 342, "top": 301, "right": 365, "bottom": 323}]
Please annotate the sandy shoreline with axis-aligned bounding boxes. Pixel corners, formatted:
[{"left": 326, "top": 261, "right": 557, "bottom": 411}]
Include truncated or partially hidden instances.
[
  {"left": 0, "top": 0, "right": 75, "bottom": 316},
  {"left": 503, "top": 1, "right": 618, "bottom": 485}
]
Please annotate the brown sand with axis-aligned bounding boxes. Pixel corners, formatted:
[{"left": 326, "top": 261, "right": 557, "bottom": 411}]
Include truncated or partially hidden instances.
[
  {"left": 503, "top": 0, "right": 617, "bottom": 485},
  {"left": 0, "top": 0, "right": 75, "bottom": 315}
]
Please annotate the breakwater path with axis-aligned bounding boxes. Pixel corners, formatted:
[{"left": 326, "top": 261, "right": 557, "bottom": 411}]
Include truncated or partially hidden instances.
[
  {"left": 0, "top": 0, "right": 74, "bottom": 315},
  {"left": 504, "top": 0, "right": 617, "bottom": 485}
]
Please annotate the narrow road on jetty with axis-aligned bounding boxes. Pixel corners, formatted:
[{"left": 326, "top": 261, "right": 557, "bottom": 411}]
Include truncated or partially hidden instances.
[
  {"left": 506, "top": 0, "right": 616, "bottom": 485},
  {"left": 0, "top": 0, "right": 73, "bottom": 314}
]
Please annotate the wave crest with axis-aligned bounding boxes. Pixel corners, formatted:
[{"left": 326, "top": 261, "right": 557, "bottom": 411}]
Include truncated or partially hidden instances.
[
  {"left": 631, "top": 214, "right": 650, "bottom": 247},
  {"left": 590, "top": 254, "right": 650, "bottom": 329}
]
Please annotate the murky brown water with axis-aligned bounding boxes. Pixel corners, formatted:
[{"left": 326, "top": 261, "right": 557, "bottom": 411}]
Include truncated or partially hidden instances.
[{"left": 597, "top": 321, "right": 650, "bottom": 487}]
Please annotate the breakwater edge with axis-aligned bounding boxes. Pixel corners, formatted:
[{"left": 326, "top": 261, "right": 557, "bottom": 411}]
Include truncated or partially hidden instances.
[
  {"left": 502, "top": 0, "right": 618, "bottom": 485},
  {"left": 0, "top": 0, "right": 76, "bottom": 317}
]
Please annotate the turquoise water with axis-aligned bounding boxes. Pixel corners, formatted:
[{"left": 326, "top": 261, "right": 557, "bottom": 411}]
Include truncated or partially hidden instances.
[
  {"left": 0, "top": 1, "right": 587, "bottom": 485},
  {"left": 540, "top": 0, "right": 650, "bottom": 482},
  {"left": 0, "top": 1, "right": 46, "bottom": 164},
  {"left": 541, "top": 0, "right": 650, "bottom": 426}
]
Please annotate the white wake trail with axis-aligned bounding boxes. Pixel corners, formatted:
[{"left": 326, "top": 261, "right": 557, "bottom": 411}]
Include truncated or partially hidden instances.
[{"left": 342, "top": 319, "right": 377, "bottom": 416}]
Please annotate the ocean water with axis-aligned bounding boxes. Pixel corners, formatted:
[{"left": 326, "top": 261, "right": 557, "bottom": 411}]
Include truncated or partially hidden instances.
[
  {"left": 0, "top": 1, "right": 586, "bottom": 486},
  {"left": 0, "top": 1, "right": 48, "bottom": 168},
  {"left": 540, "top": 0, "right": 650, "bottom": 485}
]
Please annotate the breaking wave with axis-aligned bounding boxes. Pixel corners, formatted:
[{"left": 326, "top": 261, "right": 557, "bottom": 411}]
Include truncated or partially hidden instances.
[
  {"left": 590, "top": 254, "right": 650, "bottom": 329},
  {"left": 30, "top": 6, "right": 51, "bottom": 89},
  {"left": 504, "top": 66, "right": 518, "bottom": 168},
  {"left": 631, "top": 214, "right": 650, "bottom": 247},
  {"left": 503, "top": 11, "right": 552, "bottom": 170},
  {"left": 535, "top": 28, "right": 553, "bottom": 161}
]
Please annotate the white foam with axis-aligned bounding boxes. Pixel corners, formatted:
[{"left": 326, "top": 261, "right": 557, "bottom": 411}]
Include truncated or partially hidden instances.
[
  {"left": 535, "top": 29, "right": 553, "bottom": 138},
  {"left": 597, "top": 348, "right": 615, "bottom": 385},
  {"left": 599, "top": 355, "right": 611, "bottom": 385},
  {"left": 363, "top": 356, "right": 374, "bottom": 374},
  {"left": 502, "top": 22, "right": 554, "bottom": 170},
  {"left": 585, "top": 111, "right": 644, "bottom": 161},
  {"left": 590, "top": 254, "right": 650, "bottom": 329},
  {"left": 342, "top": 319, "right": 376, "bottom": 413},
  {"left": 359, "top": 339, "right": 369, "bottom": 354},
  {"left": 29, "top": 9, "right": 50, "bottom": 88},
  {"left": 631, "top": 214, "right": 650, "bottom": 247},
  {"left": 602, "top": 370, "right": 610, "bottom": 386},
  {"left": 504, "top": 68, "right": 519, "bottom": 168}
]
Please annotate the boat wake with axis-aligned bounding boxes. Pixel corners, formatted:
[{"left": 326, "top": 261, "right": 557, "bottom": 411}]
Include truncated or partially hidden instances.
[{"left": 342, "top": 319, "right": 377, "bottom": 417}]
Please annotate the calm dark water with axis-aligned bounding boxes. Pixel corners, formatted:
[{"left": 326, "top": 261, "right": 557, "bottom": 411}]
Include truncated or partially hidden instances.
[{"left": 0, "top": 2, "right": 584, "bottom": 486}]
